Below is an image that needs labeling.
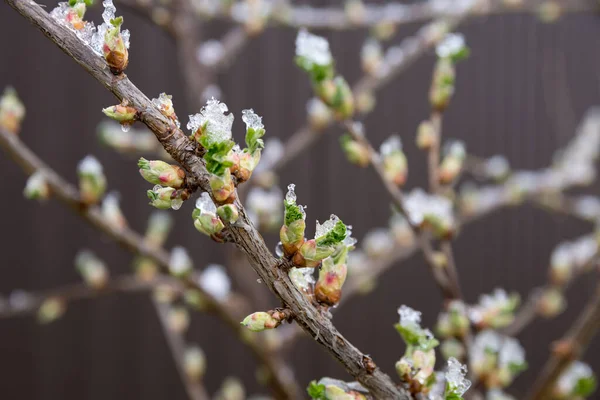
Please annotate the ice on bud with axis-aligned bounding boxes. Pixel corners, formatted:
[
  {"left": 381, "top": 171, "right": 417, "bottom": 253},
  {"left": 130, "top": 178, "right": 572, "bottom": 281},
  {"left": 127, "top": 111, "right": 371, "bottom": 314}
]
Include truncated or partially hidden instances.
[
  {"left": 468, "top": 288, "right": 519, "bottom": 329},
  {"left": 37, "top": 297, "right": 66, "bottom": 324},
  {"left": 242, "top": 108, "right": 264, "bottom": 132},
  {"left": 445, "top": 357, "right": 471, "bottom": 396},
  {"left": 169, "top": 246, "right": 193, "bottom": 277},
  {"left": 380, "top": 135, "right": 402, "bottom": 156},
  {"left": 295, "top": 29, "right": 332, "bottom": 68},
  {"left": 405, "top": 189, "right": 455, "bottom": 237},
  {"left": 0, "top": 87, "right": 26, "bottom": 134},
  {"left": 196, "top": 192, "right": 217, "bottom": 215},
  {"left": 77, "top": 155, "right": 106, "bottom": 204},
  {"left": 197, "top": 40, "right": 224, "bottom": 67},
  {"left": 306, "top": 98, "right": 333, "bottom": 130},
  {"left": 286, "top": 184, "right": 297, "bottom": 204},
  {"left": 146, "top": 186, "right": 184, "bottom": 210},
  {"left": 193, "top": 193, "right": 225, "bottom": 237},
  {"left": 187, "top": 98, "right": 233, "bottom": 146},
  {"left": 184, "top": 346, "right": 206, "bottom": 381},
  {"left": 315, "top": 214, "right": 341, "bottom": 239},
  {"left": 398, "top": 305, "right": 422, "bottom": 327},
  {"left": 75, "top": 250, "right": 109, "bottom": 289},
  {"left": 102, "top": 0, "right": 116, "bottom": 23},
  {"left": 198, "top": 264, "right": 230, "bottom": 301},
  {"left": 24, "top": 172, "right": 50, "bottom": 201},
  {"left": 289, "top": 267, "right": 315, "bottom": 294},
  {"left": 436, "top": 33, "right": 468, "bottom": 61},
  {"left": 151, "top": 93, "right": 180, "bottom": 128}
]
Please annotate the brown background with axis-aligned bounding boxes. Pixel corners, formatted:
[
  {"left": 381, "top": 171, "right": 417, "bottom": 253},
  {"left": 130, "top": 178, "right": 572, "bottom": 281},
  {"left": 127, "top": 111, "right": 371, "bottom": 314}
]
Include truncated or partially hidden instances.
[{"left": 1, "top": 1, "right": 600, "bottom": 398}]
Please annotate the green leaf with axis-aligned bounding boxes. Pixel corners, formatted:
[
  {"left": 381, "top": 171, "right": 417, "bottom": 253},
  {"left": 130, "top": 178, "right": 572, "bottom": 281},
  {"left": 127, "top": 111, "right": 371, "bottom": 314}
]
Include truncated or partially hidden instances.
[
  {"left": 307, "top": 381, "right": 327, "bottom": 400},
  {"left": 284, "top": 201, "right": 304, "bottom": 226},
  {"left": 574, "top": 376, "right": 597, "bottom": 397},
  {"left": 394, "top": 323, "right": 421, "bottom": 346},
  {"left": 245, "top": 127, "right": 265, "bottom": 154},
  {"left": 295, "top": 56, "right": 333, "bottom": 83},
  {"left": 110, "top": 16, "right": 123, "bottom": 28},
  {"left": 203, "top": 140, "right": 235, "bottom": 176},
  {"left": 315, "top": 219, "right": 347, "bottom": 247}
]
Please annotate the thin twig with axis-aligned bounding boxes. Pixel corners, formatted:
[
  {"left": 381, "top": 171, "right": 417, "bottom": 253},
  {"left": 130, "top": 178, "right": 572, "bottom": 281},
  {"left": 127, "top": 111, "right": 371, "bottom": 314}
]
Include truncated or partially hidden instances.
[{"left": 528, "top": 276, "right": 600, "bottom": 400}]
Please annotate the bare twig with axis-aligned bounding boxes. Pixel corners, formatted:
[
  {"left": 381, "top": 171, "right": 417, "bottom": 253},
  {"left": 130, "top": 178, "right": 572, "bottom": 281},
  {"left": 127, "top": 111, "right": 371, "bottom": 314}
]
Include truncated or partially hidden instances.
[
  {"left": 5, "top": 2, "right": 408, "bottom": 396},
  {"left": 528, "top": 276, "right": 600, "bottom": 400}
]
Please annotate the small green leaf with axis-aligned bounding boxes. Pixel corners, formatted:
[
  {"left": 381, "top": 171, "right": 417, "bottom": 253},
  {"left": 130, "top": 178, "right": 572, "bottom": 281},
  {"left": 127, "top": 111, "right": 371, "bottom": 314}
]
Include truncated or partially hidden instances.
[
  {"left": 245, "top": 127, "right": 265, "bottom": 154},
  {"left": 315, "top": 220, "right": 347, "bottom": 247},
  {"left": 110, "top": 16, "right": 123, "bottom": 28},
  {"left": 284, "top": 201, "right": 304, "bottom": 226},
  {"left": 307, "top": 381, "right": 327, "bottom": 400},
  {"left": 574, "top": 376, "right": 597, "bottom": 397}
]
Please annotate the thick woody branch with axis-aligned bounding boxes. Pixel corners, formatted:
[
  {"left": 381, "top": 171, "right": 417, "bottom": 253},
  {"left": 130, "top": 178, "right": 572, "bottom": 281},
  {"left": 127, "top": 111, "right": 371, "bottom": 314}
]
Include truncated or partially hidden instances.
[
  {"left": 528, "top": 277, "right": 600, "bottom": 400},
  {"left": 0, "top": 127, "right": 297, "bottom": 399},
  {"left": 5, "top": 1, "right": 407, "bottom": 397}
]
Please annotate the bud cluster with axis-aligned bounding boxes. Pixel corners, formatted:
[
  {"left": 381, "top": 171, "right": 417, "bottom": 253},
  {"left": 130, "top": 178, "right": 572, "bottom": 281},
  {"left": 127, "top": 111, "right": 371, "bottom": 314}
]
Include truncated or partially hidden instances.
[
  {"left": 436, "top": 300, "right": 470, "bottom": 339},
  {"left": 404, "top": 188, "right": 455, "bottom": 238},
  {"left": 468, "top": 288, "right": 520, "bottom": 330},
  {"left": 137, "top": 155, "right": 188, "bottom": 211},
  {"left": 430, "top": 33, "right": 469, "bottom": 111},
  {"left": 295, "top": 29, "right": 354, "bottom": 119}
]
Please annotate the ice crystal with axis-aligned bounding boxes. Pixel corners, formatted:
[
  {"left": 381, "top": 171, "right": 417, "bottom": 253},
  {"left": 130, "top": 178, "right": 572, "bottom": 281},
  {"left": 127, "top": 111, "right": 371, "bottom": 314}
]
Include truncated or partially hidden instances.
[
  {"left": 398, "top": 305, "right": 422, "bottom": 327},
  {"left": 289, "top": 267, "right": 315, "bottom": 293},
  {"left": 446, "top": 357, "right": 471, "bottom": 396},
  {"left": 187, "top": 98, "right": 233, "bottom": 146},
  {"left": 242, "top": 109, "right": 264, "bottom": 131},
  {"left": 275, "top": 242, "right": 284, "bottom": 258},
  {"left": 196, "top": 40, "right": 224, "bottom": 67},
  {"left": 170, "top": 247, "right": 192, "bottom": 276},
  {"left": 295, "top": 29, "right": 332, "bottom": 67},
  {"left": 285, "top": 183, "right": 297, "bottom": 203},
  {"left": 198, "top": 264, "right": 230, "bottom": 301},
  {"left": 315, "top": 214, "right": 340, "bottom": 239},
  {"left": 102, "top": 0, "right": 116, "bottom": 23},
  {"left": 436, "top": 33, "right": 466, "bottom": 59},
  {"left": 380, "top": 135, "right": 402, "bottom": 156},
  {"left": 195, "top": 192, "right": 217, "bottom": 215},
  {"left": 77, "top": 155, "right": 103, "bottom": 175}
]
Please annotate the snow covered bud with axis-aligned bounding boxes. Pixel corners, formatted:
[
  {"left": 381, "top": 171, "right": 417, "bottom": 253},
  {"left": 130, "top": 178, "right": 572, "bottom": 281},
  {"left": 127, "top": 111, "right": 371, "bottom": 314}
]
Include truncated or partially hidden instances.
[
  {"left": 280, "top": 184, "right": 307, "bottom": 257},
  {"left": 169, "top": 246, "right": 193, "bottom": 278},
  {"left": 198, "top": 264, "right": 231, "bottom": 302},
  {"left": 340, "top": 134, "right": 370, "bottom": 167},
  {"left": 416, "top": 120, "right": 438, "bottom": 150},
  {"left": 188, "top": 98, "right": 234, "bottom": 148},
  {"left": 75, "top": 250, "right": 109, "bottom": 289},
  {"left": 101, "top": 192, "right": 127, "bottom": 229},
  {"left": 103, "top": 15, "right": 129, "bottom": 74},
  {"left": 295, "top": 29, "right": 334, "bottom": 83},
  {"left": 0, "top": 87, "right": 26, "bottom": 134},
  {"left": 23, "top": 172, "right": 50, "bottom": 201},
  {"left": 436, "top": 33, "right": 470, "bottom": 64},
  {"left": 395, "top": 305, "right": 440, "bottom": 352},
  {"left": 138, "top": 158, "right": 185, "bottom": 189},
  {"left": 444, "top": 357, "right": 472, "bottom": 399},
  {"left": 184, "top": 346, "right": 206, "bottom": 382},
  {"left": 217, "top": 204, "right": 239, "bottom": 223},
  {"left": 314, "top": 257, "right": 348, "bottom": 307},
  {"left": 288, "top": 267, "right": 315, "bottom": 296},
  {"left": 405, "top": 189, "right": 455, "bottom": 238},
  {"left": 468, "top": 289, "right": 520, "bottom": 330},
  {"left": 102, "top": 101, "right": 137, "bottom": 132},
  {"left": 152, "top": 93, "right": 180, "bottom": 128},
  {"left": 146, "top": 185, "right": 187, "bottom": 210},
  {"left": 554, "top": 361, "right": 597, "bottom": 399},
  {"left": 537, "top": 287, "right": 566, "bottom": 318},
  {"left": 77, "top": 155, "right": 106, "bottom": 204},
  {"left": 37, "top": 297, "right": 66, "bottom": 324},
  {"left": 306, "top": 98, "right": 333, "bottom": 131},
  {"left": 52, "top": 0, "right": 89, "bottom": 30},
  {"left": 235, "top": 109, "right": 265, "bottom": 182},
  {"left": 294, "top": 215, "right": 348, "bottom": 268},
  {"left": 192, "top": 192, "right": 225, "bottom": 241},
  {"left": 315, "top": 76, "right": 355, "bottom": 120},
  {"left": 439, "top": 140, "right": 466, "bottom": 185},
  {"left": 145, "top": 211, "right": 173, "bottom": 247},
  {"left": 470, "top": 331, "right": 527, "bottom": 388},
  {"left": 380, "top": 135, "right": 408, "bottom": 186},
  {"left": 361, "top": 38, "right": 383, "bottom": 76}
]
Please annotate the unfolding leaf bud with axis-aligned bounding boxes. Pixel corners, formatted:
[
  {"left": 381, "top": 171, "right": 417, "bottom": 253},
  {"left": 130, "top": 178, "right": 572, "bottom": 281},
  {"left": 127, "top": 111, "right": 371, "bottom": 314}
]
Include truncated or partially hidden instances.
[
  {"left": 77, "top": 155, "right": 106, "bottom": 204},
  {"left": 241, "top": 311, "right": 280, "bottom": 332},
  {"left": 23, "top": 172, "right": 50, "bottom": 201},
  {"left": 147, "top": 185, "right": 185, "bottom": 210},
  {"left": 429, "top": 58, "right": 455, "bottom": 111},
  {"left": 340, "top": 134, "right": 370, "bottom": 167},
  {"left": 315, "top": 76, "right": 355, "bottom": 120},
  {"left": 416, "top": 120, "right": 438, "bottom": 150},
  {"left": 280, "top": 184, "right": 307, "bottom": 256},
  {"left": 0, "top": 87, "right": 26, "bottom": 134},
  {"left": 217, "top": 204, "right": 239, "bottom": 223},
  {"left": 294, "top": 215, "right": 349, "bottom": 267},
  {"left": 37, "top": 297, "right": 66, "bottom": 324},
  {"left": 152, "top": 93, "right": 180, "bottom": 128},
  {"left": 184, "top": 346, "right": 206, "bottom": 381},
  {"left": 439, "top": 140, "right": 466, "bottom": 185},
  {"left": 102, "top": 103, "right": 136, "bottom": 128},
  {"left": 138, "top": 158, "right": 185, "bottom": 188},
  {"left": 192, "top": 192, "right": 225, "bottom": 239},
  {"left": 380, "top": 135, "right": 408, "bottom": 186},
  {"left": 209, "top": 170, "right": 235, "bottom": 203},
  {"left": 314, "top": 257, "right": 348, "bottom": 306},
  {"left": 103, "top": 16, "right": 129, "bottom": 74},
  {"left": 537, "top": 288, "right": 566, "bottom": 318},
  {"left": 75, "top": 250, "right": 109, "bottom": 289}
]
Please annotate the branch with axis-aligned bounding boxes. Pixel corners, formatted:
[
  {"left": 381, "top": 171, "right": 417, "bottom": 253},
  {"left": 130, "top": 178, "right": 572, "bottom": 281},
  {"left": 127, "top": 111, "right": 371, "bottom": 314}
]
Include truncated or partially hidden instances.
[
  {"left": 0, "top": 126, "right": 298, "bottom": 399},
  {"left": 528, "top": 276, "right": 600, "bottom": 400},
  {"left": 5, "top": 1, "right": 407, "bottom": 397}
]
